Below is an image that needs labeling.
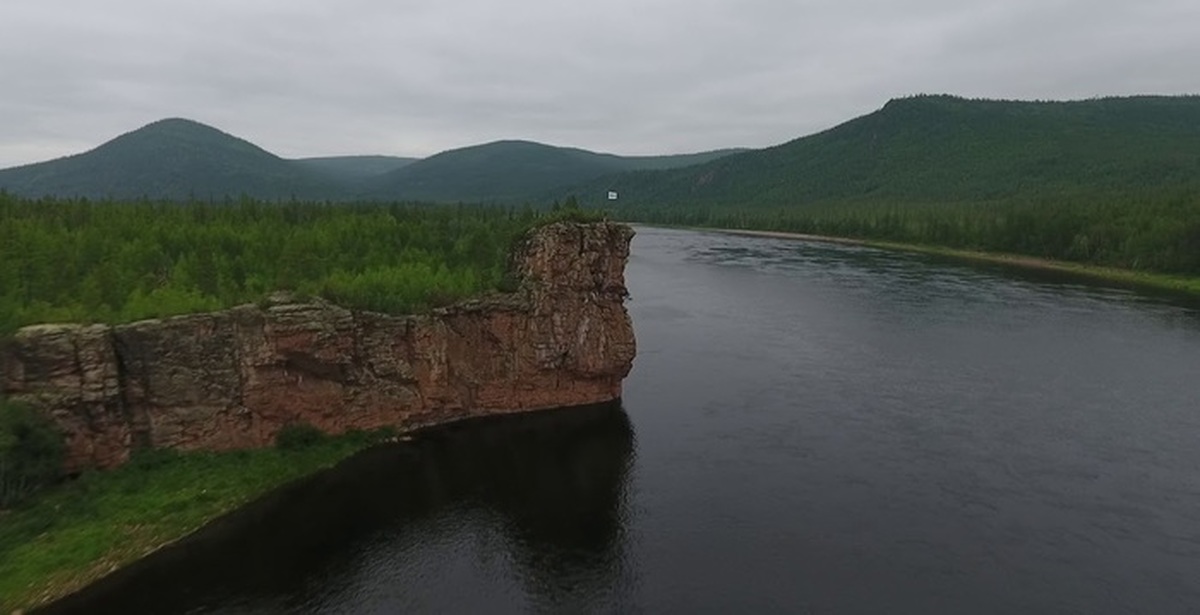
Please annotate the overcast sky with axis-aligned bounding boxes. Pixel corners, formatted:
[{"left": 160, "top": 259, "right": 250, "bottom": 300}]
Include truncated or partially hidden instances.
[{"left": 1, "top": 0, "right": 1198, "bottom": 167}]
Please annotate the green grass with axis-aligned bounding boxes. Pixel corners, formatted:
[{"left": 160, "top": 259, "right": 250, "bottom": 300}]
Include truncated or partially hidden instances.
[{"left": 0, "top": 430, "right": 389, "bottom": 612}]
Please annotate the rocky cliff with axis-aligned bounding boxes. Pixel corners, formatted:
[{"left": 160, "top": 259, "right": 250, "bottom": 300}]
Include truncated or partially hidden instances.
[{"left": 0, "top": 222, "right": 636, "bottom": 471}]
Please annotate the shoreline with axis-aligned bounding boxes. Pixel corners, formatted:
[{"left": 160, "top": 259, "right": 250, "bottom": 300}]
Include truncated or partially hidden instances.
[
  {"left": 3, "top": 432, "right": 394, "bottom": 611},
  {"left": 693, "top": 227, "right": 1200, "bottom": 297},
  {"left": 1, "top": 399, "right": 628, "bottom": 613},
  {"left": 0, "top": 433, "right": 379, "bottom": 613}
]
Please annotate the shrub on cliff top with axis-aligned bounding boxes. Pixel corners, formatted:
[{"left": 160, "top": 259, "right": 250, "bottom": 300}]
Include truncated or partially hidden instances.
[
  {"left": 275, "top": 422, "right": 328, "bottom": 451},
  {"left": 0, "top": 399, "right": 65, "bottom": 508}
]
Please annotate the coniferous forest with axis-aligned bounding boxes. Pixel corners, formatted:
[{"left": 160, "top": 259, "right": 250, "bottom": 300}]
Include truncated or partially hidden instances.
[
  {"left": 0, "top": 194, "right": 592, "bottom": 335},
  {"left": 608, "top": 189, "right": 1200, "bottom": 278}
]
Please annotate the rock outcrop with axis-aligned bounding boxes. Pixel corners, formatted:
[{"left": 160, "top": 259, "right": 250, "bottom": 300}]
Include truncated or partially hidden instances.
[{"left": 1, "top": 222, "right": 636, "bottom": 471}]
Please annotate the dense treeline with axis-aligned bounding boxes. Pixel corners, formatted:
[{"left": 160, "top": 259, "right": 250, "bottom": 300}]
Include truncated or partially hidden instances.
[
  {"left": 0, "top": 194, "right": 594, "bottom": 335},
  {"left": 611, "top": 189, "right": 1200, "bottom": 276}
]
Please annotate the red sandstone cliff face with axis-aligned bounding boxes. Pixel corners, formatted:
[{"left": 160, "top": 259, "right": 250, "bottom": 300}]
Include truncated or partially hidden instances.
[{"left": 0, "top": 222, "right": 636, "bottom": 471}]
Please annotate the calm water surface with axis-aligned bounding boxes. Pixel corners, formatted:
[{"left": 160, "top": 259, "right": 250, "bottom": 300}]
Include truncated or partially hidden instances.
[{"left": 45, "top": 227, "right": 1200, "bottom": 614}]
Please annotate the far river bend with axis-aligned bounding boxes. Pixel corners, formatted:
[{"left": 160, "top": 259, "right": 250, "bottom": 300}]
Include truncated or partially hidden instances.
[{"left": 42, "top": 226, "right": 1200, "bottom": 614}]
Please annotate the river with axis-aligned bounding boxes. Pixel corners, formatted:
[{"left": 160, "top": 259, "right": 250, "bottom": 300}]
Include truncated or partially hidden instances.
[{"left": 42, "top": 226, "right": 1200, "bottom": 614}]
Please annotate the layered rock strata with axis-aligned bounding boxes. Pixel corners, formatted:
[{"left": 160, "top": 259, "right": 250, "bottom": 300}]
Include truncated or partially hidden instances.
[{"left": 1, "top": 222, "right": 636, "bottom": 471}]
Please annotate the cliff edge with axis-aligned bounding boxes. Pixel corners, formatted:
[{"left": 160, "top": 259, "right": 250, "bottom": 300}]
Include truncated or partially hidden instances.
[{"left": 0, "top": 221, "right": 637, "bottom": 471}]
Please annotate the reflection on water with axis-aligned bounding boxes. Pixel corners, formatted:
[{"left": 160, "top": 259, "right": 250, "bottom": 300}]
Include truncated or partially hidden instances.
[
  {"left": 625, "top": 227, "right": 1200, "bottom": 614},
  {"left": 40, "top": 402, "right": 634, "bottom": 614},
  {"left": 689, "top": 231, "right": 1200, "bottom": 323}
]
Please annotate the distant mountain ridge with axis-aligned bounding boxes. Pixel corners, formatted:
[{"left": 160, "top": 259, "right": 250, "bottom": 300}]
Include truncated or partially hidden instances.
[
  {"left": 6, "top": 96, "right": 1196, "bottom": 205},
  {"left": 0, "top": 120, "right": 744, "bottom": 202},
  {"left": 572, "top": 94, "right": 1200, "bottom": 207},
  {"left": 363, "top": 140, "right": 747, "bottom": 202}
]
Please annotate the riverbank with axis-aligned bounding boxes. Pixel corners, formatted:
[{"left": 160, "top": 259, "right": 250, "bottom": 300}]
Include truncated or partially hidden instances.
[
  {"left": 1, "top": 219, "right": 637, "bottom": 613},
  {"left": 0, "top": 430, "right": 389, "bottom": 613},
  {"left": 30, "top": 401, "right": 632, "bottom": 614},
  {"left": 708, "top": 228, "right": 1200, "bottom": 297}
]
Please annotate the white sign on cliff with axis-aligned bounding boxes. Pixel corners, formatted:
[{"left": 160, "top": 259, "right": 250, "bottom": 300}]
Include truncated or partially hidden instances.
[{"left": 607, "top": 191, "right": 618, "bottom": 200}]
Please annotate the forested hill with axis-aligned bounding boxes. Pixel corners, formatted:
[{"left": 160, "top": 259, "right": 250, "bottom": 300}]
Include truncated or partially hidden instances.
[
  {"left": 0, "top": 119, "right": 346, "bottom": 201},
  {"left": 576, "top": 95, "right": 1200, "bottom": 207},
  {"left": 294, "top": 155, "right": 418, "bottom": 180},
  {"left": 9, "top": 96, "right": 1196, "bottom": 205},
  {"left": 362, "top": 140, "right": 746, "bottom": 203},
  {"left": 0, "top": 121, "right": 744, "bottom": 202}
]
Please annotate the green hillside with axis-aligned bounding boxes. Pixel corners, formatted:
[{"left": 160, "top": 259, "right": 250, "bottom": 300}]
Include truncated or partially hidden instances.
[
  {"left": 0, "top": 119, "right": 344, "bottom": 201},
  {"left": 579, "top": 95, "right": 1200, "bottom": 207},
  {"left": 0, "top": 122, "right": 741, "bottom": 203},
  {"left": 587, "top": 95, "right": 1200, "bottom": 279},
  {"left": 294, "top": 155, "right": 418, "bottom": 180},
  {"left": 365, "top": 140, "right": 745, "bottom": 203},
  {"left": 619, "top": 148, "right": 750, "bottom": 170}
]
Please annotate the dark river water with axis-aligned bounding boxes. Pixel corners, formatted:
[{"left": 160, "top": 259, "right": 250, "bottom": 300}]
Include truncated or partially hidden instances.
[{"left": 43, "top": 227, "right": 1200, "bottom": 614}]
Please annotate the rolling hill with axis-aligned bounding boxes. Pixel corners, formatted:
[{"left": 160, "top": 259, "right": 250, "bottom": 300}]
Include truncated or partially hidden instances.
[
  {"left": 363, "top": 140, "right": 746, "bottom": 203},
  {"left": 9, "top": 96, "right": 1193, "bottom": 207},
  {"left": 0, "top": 122, "right": 743, "bottom": 202},
  {"left": 573, "top": 95, "right": 1200, "bottom": 207},
  {"left": 294, "top": 155, "right": 418, "bottom": 180},
  {"left": 0, "top": 119, "right": 345, "bottom": 201}
]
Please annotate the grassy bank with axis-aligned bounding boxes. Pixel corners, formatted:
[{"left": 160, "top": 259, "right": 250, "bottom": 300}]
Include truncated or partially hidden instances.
[
  {"left": 711, "top": 227, "right": 1200, "bottom": 297},
  {"left": 0, "top": 430, "right": 389, "bottom": 613}
]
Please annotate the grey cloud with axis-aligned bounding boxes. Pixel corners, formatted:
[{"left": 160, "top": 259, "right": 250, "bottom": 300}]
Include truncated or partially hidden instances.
[{"left": 1, "top": 0, "right": 1197, "bottom": 166}]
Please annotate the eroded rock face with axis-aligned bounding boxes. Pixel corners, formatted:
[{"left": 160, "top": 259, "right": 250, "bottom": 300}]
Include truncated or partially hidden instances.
[{"left": 0, "top": 222, "right": 636, "bottom": 471}]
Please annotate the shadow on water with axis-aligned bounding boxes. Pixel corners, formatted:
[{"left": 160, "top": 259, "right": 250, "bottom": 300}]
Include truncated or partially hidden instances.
[{"left": 37, "top": 401, "right": 635, "bottom": 614}]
